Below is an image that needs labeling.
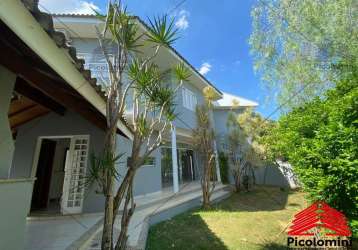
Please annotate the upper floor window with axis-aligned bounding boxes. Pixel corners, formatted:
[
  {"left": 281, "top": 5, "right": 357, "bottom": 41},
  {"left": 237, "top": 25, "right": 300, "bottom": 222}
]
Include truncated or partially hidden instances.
[{"left": 182, "top": 87, "right": 197, "bottom": 111}]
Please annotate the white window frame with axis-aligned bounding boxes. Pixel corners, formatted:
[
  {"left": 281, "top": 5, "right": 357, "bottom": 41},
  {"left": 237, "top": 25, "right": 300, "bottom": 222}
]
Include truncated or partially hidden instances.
[{"left": 182, "top": 87, "right": 197, "bottom": 111}]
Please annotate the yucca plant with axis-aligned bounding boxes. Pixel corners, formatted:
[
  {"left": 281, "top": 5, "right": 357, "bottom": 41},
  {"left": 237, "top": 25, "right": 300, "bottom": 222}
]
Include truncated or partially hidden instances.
[
  {"left": 193, "top": 86, "right": 217, "bottom": 209},
  {"left": 89, "top": 1, "right": 190, "bottom": 249}
]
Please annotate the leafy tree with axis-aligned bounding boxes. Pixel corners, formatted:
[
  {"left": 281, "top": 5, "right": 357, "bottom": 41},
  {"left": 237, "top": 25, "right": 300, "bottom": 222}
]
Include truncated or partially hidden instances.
[
  {"left": 88, "top": 2, "right": 190, "bottom": 249},
  {"left": 226, "top": 107, "right": 271, "bottom": 192},
  {"left": 250, "top": 0, "right": 358, "bottom": 233},
  {"left": 264, "top": 70, "right": 358, "bottom": 220},
  {"left": 193, "top": 86, "right": 218, "bottom": 208},
  {"left": 250, "top": 0, "right": 358, "bottom": 108}
]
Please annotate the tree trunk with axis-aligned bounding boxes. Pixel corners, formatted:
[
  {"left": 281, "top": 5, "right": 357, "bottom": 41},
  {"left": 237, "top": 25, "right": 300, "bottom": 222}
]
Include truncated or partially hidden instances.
[
  {"left": 202, "top": 155, "right": 211, "bottom": 209},
  {"left": 112, "top": 137, "right": 141, "bottom": 249},
  {"left": 102, "top": 188, "right": 114, "bottom": 250},
  {"left": 101, "top": 128, "right": 117, "bottom": 250},
  {"left": 114, "top": 174, "right": 135, "bottom": 250}
]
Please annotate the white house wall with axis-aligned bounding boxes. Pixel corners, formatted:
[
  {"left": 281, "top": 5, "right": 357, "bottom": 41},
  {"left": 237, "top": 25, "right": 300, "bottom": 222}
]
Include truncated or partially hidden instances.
[
  {"left": 70, "top": 37, "right": 207, "bottom": 132},
  {"left": 10, "top": 110, "right": 164, "bottom": 213},
  {"left": 115, "top": 133, "right": 163, "bottom": 197},
  {"left": 10, "top": 110, "right": 107, "bottom": 213}
]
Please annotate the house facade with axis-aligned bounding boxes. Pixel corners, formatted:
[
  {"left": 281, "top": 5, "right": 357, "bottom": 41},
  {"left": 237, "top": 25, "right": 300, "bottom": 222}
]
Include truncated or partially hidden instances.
[
  {"left": 0, "top": 1, "right": 132, "bottom": 248},
  {"left": 0, "top": 2, "right": 260, "bottom": 249},
  {"left": 46, "top": 14, "right": 225, "bottom": 207}
]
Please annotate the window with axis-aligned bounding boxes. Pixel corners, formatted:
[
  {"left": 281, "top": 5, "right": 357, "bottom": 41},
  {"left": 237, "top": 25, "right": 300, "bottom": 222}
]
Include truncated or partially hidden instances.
[
  {"left": 127, "top": 157, "right": 155, "bottom": 167},
  {"left": 182, "top": 87, "right": 197, "bottom": 111}
]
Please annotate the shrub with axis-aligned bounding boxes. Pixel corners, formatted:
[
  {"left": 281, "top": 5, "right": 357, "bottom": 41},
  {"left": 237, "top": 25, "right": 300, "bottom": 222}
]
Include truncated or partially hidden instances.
[{"left": 264, "top": 71, "right": 358, "bottom": 221}]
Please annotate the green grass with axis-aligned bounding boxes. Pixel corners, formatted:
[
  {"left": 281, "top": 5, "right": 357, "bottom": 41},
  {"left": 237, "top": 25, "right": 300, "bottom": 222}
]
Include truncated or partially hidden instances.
[{"left": 147, "top": 186, "right": 307, "bottom": 250}]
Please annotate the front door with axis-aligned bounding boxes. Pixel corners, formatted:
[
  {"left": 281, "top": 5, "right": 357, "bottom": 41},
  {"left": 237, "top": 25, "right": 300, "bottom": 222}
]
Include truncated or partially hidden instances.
[
  {"left": 61, "top": 135, "right": 89, "bottom": 214},
  {"left": 31, "top": 139, "right": 57, "bottom": 211}
]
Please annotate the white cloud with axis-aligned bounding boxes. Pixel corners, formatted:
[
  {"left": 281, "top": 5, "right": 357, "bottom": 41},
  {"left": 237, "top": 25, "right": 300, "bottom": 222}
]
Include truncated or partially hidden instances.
[
  {"left": 199, "top": 62, "right": 212, "bottom": 75},
  {"left": 175, "top": 10, "right": 189, "bottom": 30},
  {"left": 39, "top": 0, "right": 100, "bottom": 14}
]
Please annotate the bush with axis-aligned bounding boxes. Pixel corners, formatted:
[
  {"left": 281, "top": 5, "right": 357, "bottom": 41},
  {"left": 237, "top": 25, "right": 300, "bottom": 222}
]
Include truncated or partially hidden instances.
[
  {"left": 218, "top": 151, "right": 229, "bottom": 184},
  {"left": 264, "top": 72, "right": 358, "bottom": 220},
  {"left": 350, "top": 219, "right": 358, "bottom": 239}
]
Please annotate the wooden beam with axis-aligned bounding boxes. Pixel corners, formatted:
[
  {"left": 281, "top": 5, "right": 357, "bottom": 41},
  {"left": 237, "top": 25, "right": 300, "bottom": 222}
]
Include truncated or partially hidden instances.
[
  {"left": 0, "top": 42, "right": 111, "bottom": 134},
  {"left": 0, "top": 24, "right": 127, "bottom": 137},
  {"left": 9, "top": 96, "right": 35, "bottom": 115},
  {"left": 8, "top": 103, "right": 37, "bottom": 118},
  {"left": 14, "top": 77, "right": 66, "bottom": 116},
  {"left": 9, "top": 105, "right": 49, "bottom": 129}
]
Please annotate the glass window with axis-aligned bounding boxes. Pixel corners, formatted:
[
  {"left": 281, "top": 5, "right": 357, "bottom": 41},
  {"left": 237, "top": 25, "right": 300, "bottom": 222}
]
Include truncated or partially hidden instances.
[{"left": 182, "top": 87, "right": 197, "bottom": 111}]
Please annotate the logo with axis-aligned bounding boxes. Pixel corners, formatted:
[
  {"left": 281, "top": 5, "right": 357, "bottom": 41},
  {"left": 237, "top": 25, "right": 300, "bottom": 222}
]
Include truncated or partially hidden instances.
[{"left": 287, "top": 201, "right": 352, "bottom": 249}]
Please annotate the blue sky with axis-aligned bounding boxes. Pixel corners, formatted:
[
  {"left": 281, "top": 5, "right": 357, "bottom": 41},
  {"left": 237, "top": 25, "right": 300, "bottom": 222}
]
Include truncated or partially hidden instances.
[{"left": 40, "top": 0, "right": 278, "bottom": 118}]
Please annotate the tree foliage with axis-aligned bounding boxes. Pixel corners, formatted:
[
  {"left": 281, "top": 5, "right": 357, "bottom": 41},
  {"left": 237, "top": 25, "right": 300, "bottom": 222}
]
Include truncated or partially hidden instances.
[
  {"left": 250, "top": 0, "right": 358, "bottom": 108},
  {"left": 263, "top": 70, "right": 358, "bottom": 219},
  {"left": 226, "top": 108, "right": 272, "bottom": 191},
  {"left": 88, "top": 1, "right": 190, "bottom": 249},
  {"left": 193, "top": 86, "right": 218, "bottom": 208}
]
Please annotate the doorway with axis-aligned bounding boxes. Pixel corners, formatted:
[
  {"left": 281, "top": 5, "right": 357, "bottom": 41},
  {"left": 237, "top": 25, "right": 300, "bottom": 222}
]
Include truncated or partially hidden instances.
[
  {"left": 161, "top": 146, "right": 196, "bottom": 188},
  {"left": 30, "top": 138, "right": 70, "bottom": 214},
  {"left": 30, "top": 135, "right": 89, "bottom": 215},
  {"left": 179, "top": 150, "right": 195, "bottom": 183}
]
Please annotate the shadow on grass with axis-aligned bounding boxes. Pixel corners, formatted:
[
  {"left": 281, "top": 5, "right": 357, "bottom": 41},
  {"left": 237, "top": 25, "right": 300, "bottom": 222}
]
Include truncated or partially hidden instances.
[
  {"left": 147, "top": 213, "right": 228, "bottom": 250},
  {"left": 259, "top": 242, "right": 288, "bottom": 250},
  {"left": 146, "top": 186, "right": 302, "bottom": 250},
  {"left": 211, "top": 186, "right": 291, "bottom": 212}
]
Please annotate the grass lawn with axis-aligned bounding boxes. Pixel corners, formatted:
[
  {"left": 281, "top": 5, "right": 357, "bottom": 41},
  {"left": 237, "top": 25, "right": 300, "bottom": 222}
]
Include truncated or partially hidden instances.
[{"left": 147, "top": 186, "right": 307, "bottom": 250}]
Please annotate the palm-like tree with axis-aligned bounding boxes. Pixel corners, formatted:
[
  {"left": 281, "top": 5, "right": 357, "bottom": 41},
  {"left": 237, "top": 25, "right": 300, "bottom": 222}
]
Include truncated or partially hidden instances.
[{"left": 88, "top": 2, "right": 190, "bottom": 249}]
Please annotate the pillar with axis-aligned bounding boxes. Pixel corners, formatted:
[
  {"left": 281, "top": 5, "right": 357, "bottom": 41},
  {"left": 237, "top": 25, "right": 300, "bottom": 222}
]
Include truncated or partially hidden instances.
[
  {"left": 171, "top": 125, "right": 179, "bottom": 193},
  {"left": 213, "top": 140, "right": 222, "bottom": 183},
  {"left": 0, "top": 65, "right": 16, "bottom": 178}
]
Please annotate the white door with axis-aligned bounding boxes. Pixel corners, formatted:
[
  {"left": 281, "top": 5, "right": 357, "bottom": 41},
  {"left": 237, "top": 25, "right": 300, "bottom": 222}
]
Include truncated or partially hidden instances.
[{"left": 61, "top": 135, "right": 90, "bottom": 214}]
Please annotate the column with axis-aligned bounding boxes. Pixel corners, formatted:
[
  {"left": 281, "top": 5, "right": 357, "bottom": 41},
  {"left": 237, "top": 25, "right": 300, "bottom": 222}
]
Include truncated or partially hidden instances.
[
  {"left": 213, "top": 140, "right": 222, "bottom": 183},
  {"left": 0, "top": 66, "right": 16, "bottom": 178},
  {"left": 171, "top": 125, "right": 179, "bottom": 193}
]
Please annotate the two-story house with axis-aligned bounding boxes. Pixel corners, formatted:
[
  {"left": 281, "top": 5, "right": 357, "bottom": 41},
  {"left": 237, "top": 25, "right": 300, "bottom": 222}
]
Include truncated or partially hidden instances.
[
  {"left": 0, "top": 2, "right": 261, "bottom": 249},
  {"left": 7, "top": 12, "right": 232, "bottom": 216}
]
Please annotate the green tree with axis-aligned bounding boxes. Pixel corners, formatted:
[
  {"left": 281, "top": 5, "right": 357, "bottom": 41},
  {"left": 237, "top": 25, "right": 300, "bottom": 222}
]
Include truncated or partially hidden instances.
[
  {"left": 250, "top": 0, "right": 358, "bottom": 108},
  {"left": 226, "top": 107, "right": 272, "bottom": 192},
  {"left": 264, "top": 71, "right": 358, "bottom": 219},
  {"left": 88, "top": 2, "right": 190, "bottom": 249}
]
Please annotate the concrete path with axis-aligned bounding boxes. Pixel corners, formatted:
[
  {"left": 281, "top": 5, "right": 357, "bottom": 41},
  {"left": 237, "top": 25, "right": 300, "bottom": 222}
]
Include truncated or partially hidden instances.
[
  {"left": 25, "top": 213, "right": 102, "bottom": 250},
  {"left": 81, "top": 183, "right": 231, "bottom": 250},
  {"left": 24, "top": 182, "right": 231, "bottom": 250}
]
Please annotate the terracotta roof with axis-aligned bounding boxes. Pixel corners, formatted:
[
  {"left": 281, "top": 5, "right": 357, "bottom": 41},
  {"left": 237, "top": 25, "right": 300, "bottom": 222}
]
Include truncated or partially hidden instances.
[{"left": 51, "top": 13, "right": 223, "bottom": 96}]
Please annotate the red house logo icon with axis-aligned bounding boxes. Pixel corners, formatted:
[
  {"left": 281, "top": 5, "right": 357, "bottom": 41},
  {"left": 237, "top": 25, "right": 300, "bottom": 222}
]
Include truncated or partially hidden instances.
[{"left": 288, "top": 201, "right": 351, "bottom": 237}]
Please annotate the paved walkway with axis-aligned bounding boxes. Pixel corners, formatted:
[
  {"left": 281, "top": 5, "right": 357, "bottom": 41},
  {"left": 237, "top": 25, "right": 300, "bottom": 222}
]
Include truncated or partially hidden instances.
[
  {"left": 25, "top": 214, "right": 102, "bottom": 250},
  {"left": 83, "top": 183, "right": 230, "bottom": 250},
  {"left": 24, "top": 182, "right": 231, "bottom": 250}
]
